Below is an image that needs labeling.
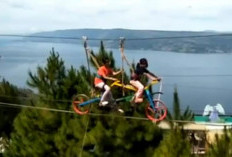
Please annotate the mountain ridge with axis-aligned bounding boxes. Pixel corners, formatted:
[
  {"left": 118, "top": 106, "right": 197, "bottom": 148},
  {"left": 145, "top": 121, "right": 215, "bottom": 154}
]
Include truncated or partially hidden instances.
[{"left": 27, "top": 28, "right": 232, "bottom": 53}]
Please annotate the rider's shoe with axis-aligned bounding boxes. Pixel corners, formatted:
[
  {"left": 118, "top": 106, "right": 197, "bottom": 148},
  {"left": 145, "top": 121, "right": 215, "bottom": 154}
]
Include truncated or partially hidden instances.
[
  {"left": 117, "top": 108, "right": 124, "bottom": 113},
  {"left": 99, "top": 101, "right": 109, "bottom": 107}
]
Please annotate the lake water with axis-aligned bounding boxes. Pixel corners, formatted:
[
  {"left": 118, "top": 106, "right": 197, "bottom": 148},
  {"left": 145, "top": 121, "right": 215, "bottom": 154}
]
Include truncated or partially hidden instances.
[{"left": 0, "top": 40, "right": 232, "bottom": 114}]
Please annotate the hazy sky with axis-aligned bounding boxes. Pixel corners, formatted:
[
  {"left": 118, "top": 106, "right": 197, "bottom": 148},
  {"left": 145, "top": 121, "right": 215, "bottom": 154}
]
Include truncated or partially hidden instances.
[{"left": 1, "top": 0, "right": 232, "bottom": 34}]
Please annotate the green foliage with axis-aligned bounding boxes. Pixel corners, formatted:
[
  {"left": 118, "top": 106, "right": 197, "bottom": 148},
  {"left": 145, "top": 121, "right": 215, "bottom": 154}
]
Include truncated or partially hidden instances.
[
  {"left": 5, "top": 107, "right": 62, "bottom": 157},
  {"left": 166, "top": 87, "right": 194, "bottom": 129},
  {"left": 27, "top": 48, "right": 92, "bottom": 106},
  {"left": 4, "top": 48, "right": 93, "bottom": 156},
  {"left": 207, "top": 128, "right": 232, "bottom": 157},
  {"left": 98, "top": 41, "right": 115, "bottom": 68},
  {"left": 27, "top": 48, "right": 66, "bottom": 100},
  {"left": 0, "top": 79, "right": 21, "bottom": 137},
  {"left": 62, "top": 65, "right": 91, "bottom": 99},
  {"left": 154, "top": 129, "right": 192, "bottom": 157},
  {"left": 77, "top": 116, "right": 163, "bottom": 156}
]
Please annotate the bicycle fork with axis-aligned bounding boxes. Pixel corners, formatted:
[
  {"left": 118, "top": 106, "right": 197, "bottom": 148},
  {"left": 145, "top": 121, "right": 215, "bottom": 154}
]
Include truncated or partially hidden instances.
[
  {"left": 145, "top": 80, "right": 163, "bottom": 110},
  {"left": 145, "top": 90, "right": 155, "bottom": 110}
]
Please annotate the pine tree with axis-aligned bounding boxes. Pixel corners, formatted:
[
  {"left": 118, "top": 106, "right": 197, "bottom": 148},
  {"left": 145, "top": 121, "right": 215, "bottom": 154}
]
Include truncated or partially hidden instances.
[
  {"left": 0, "top": 79, "right": 21, "bottom": 137},
  {"left": 27, "top": 48, "right": 66, "bottom": 101},
  {"left": 166, "top": 87, "right": 194, "bottom": 129},
  {"left": 5, "top": 48, "right": 91, "bottom": 156},
  {"left": 207, "top": 128, "right": 232, "bottom": 157},
  {"left": 76, "top": 116, "right": 163, "bottom": 156},
  {"left": 153, "top": 129, "right": 192, "bottom": 157},
  {"left": 92, "top": 41, "right": 116, "bottom": 69}
]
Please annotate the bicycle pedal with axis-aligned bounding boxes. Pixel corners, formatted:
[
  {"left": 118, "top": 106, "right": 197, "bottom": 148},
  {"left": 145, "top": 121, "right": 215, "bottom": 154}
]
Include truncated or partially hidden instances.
[{"left": 117, "top": 108, "right": 124, "bottom": 113}]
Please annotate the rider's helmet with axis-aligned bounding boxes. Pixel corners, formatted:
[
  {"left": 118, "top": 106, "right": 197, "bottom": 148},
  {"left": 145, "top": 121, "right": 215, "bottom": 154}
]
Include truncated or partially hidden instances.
[{"left": 139, "top": 58, "right": 148, "bottom": 68}]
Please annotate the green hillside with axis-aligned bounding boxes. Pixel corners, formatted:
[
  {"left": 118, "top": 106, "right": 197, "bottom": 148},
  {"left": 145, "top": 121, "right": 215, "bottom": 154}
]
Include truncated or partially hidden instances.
[{"left": 27, "top": 29, "right": 232, "bottom": 53}]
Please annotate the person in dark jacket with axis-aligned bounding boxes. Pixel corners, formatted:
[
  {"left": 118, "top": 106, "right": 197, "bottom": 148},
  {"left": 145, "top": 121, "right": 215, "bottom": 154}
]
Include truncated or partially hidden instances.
[{"left": 130, "top": 58, "right": 161, "bottom": 103}]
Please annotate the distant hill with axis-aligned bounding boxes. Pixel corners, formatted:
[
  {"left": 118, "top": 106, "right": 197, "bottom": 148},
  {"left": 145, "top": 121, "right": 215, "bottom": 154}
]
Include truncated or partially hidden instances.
[{"left": 27, "top": 29, "right": 232, "bottom": 53}]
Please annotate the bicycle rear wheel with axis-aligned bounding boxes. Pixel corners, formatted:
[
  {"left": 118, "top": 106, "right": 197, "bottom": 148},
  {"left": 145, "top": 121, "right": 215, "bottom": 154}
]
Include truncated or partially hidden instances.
[
  {"left": 72, "top": 94, "right": 90, "bottom": 115},
  {"left": 145, "top": 99, "right": 167, "bottom": 122}
]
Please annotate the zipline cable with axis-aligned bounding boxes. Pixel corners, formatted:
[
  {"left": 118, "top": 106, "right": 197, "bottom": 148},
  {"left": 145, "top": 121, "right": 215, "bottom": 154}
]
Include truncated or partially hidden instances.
[
  {"left": 0, "top": 102, "right": 74, "bottom": 113},
  {"left": 1, "top": 97, "right": 231, "bottom": 115},
  {"left": 1, "top": 33, "right": 232, "bottom": 41}
]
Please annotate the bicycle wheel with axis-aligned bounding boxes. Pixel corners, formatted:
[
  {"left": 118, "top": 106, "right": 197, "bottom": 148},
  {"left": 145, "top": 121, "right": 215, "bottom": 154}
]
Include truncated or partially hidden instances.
[
  {"left": 72, "top": 94, "right": 90, "bottom": 115},
  {"left": 145, "top": 99, "right": 167, "bottom": 122}
]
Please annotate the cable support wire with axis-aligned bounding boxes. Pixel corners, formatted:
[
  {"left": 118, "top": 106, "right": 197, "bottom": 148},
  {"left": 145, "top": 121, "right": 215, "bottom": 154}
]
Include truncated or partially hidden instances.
[
  {"left": 162, "top": 74, "right": 232, "bottom": 78},
  {"left": 1, "top": 101, "right": 232, "bottom": 125},
  {"left": 0, "top": 95, "right": 231, "bottom": 115},
  {"left": 162, "top": 83, "right": 232, "bottom": 91},
  {"left": 1, "top": 33, "right": 232, "bottom": 41},
  {"left": 0, "top": 34, "right": 81, "bottom": 40},
  {"left": 0, "top": 94, "right": 72, "bottom": 103},
  {"left": 0, "top": 102, "right": 73, "bottom": 113},
  {"left": 2, "top": 93, "right": 232, "bottom": 115}
]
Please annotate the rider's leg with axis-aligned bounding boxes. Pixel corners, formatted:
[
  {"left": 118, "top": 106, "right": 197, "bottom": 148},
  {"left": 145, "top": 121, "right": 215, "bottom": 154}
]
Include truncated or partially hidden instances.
[
  {"left": 95, "top": 82, "right": 112, "bottom": 106},
  {"left": 95, "top": 82, "right": 123, "bottom": 112},
  {"left": 104, "top": 85, "right": 114, "bottom": 101},
  {"left": 130, "top": 80, "right": 144, "bottom": 103}
]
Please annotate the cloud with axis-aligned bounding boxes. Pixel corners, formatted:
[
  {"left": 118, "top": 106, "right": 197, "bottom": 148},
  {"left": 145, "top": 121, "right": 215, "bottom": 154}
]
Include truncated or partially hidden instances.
[{"left": 1, "top": 0, "right": 232, "bottom": 34}]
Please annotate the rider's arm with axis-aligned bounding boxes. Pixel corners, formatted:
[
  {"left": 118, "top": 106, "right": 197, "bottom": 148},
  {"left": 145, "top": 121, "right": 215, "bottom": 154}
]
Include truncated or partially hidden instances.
[
  {"left": 144, "top": 69, "right": 161, "bottom": 81},
  {"left": 102, "top": 75, "right": 118, "bottom": 81},
  {"left": 103, "top": 69, "right": 118, "bottom": 81},
  {"left": 112, "top": 69, "right": 122, "bottom": 76},
  {"left": 99, "top": 67, "right": 118, "bottom": 81},
  {"left": 145, "top": 73, "right": 161, "bottom": 81}
]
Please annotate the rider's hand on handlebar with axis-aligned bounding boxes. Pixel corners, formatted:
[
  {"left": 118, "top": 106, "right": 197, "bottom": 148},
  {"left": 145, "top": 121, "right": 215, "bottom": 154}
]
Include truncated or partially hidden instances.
[
  {"left": 112, "top": 78, "right": 119, "bottom": 81},
  {"left": 153, "top": 77, "right": 161, "bottom": 82}
]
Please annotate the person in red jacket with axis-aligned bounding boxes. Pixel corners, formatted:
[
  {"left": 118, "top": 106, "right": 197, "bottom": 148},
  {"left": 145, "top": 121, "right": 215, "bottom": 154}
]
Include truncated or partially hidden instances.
[
  {"left": 130, "top": 58, "right": 161, "bottom": 103},
  {"left": 94, "top": 58, "right": 122, "bottom": 106}
]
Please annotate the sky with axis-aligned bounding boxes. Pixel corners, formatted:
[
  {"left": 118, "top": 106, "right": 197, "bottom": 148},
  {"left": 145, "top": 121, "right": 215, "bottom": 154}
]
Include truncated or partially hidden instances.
[{"left": 1, "top": 0, "right": 232, "bottom": 34}]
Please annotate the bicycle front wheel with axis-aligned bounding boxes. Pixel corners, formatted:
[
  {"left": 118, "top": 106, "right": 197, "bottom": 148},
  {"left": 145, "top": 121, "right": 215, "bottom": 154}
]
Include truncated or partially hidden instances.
[
  {"left": 72, "top": 94, "right": 90, "bottom": 115},
  {"left": 145, "top": 99, "right": 167, "bottom": 122}
]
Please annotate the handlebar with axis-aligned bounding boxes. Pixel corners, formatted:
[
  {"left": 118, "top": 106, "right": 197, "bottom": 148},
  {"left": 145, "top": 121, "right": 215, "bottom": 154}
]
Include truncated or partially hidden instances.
[{"left": 144, "top": 80, "right": 160, "bottom": 90}]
